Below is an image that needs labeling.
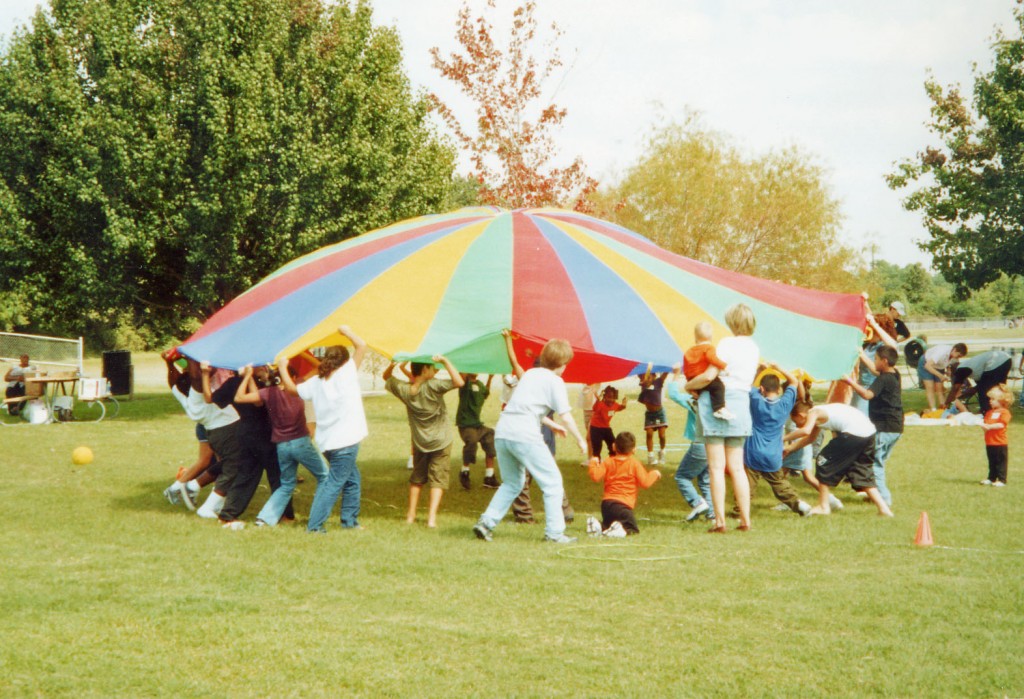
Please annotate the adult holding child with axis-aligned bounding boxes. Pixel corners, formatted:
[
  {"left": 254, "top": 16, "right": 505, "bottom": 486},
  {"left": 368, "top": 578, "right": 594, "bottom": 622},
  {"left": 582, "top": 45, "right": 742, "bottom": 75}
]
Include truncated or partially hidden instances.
[{"left": 684, "top": 304, "right": 758, "bottom": 533}]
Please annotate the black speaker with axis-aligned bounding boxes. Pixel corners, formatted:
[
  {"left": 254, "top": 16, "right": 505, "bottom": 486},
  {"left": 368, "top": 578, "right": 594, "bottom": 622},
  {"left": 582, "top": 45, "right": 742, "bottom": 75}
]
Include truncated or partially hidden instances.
[{"left": 103, "top": 350, "right": 133, "bottom": 396}]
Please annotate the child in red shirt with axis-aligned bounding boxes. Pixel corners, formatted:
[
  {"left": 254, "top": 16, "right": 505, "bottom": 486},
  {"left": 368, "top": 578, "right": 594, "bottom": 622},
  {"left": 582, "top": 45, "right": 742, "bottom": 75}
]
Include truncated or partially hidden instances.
[
  {"left": 683, "top": 321, "right": 733, "bottom": 420},
  {"left": 587, "top": 431, "right": 661, "bottom": 535},
  {"left": 589, "top": 386, "right": 627, "bottom": 459},
  {"left": 980, "top": 384, "right": 1012, "bottom": 486}
]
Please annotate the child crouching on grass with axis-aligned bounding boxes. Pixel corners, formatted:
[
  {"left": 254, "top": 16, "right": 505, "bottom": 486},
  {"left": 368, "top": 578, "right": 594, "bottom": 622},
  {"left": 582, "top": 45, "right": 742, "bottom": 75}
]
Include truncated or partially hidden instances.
[
  {"left": 586, "top": 431, "right": 661, "bottom": 536},
  {"left": 980, "top": 384, "right": 1012, "bottom": 487}
]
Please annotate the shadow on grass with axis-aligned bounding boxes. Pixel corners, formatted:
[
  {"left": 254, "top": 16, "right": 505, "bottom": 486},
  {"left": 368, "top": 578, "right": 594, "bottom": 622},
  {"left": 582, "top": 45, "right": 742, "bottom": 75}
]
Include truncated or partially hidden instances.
[
  {"left": 111, "top": 477, "right": 181, "bottom": 514},
  {"left": 86, "top": 392, "right": 185, "bottom": 423}
]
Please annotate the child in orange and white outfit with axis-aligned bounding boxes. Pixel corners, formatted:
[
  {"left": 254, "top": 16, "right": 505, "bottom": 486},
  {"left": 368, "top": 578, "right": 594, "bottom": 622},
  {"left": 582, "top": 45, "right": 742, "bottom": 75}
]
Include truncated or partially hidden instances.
[
  {"left": 587, "top": 431, "right": 661, "bottom": 536},
  {"left": 980, "top": 384, "right": 1012, "bottom": 487},
  {"left": 684, "top": 321, "right": 733, "bottom": 420}
]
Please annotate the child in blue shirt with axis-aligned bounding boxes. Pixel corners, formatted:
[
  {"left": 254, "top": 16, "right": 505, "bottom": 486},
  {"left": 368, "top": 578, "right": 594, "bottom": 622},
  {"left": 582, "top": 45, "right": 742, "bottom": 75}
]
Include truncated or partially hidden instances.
[{"left": 745, "top": 364, "right": 811, "bottom": 516}]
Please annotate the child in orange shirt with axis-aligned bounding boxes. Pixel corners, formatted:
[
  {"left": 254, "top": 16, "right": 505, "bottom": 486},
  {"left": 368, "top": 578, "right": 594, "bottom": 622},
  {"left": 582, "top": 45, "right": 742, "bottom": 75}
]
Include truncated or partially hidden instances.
[
  {"left": 586, "top": 431, "right": 661, "bottom": 535},
  {"left": 980, "top": 384, "right": 1012, "bottom": 486},
  {"left": 684, "top": 321, "right": 733, "bottom": 420},
  {"left": 589, "top": 386, "right": 628, "bottom": 458}
]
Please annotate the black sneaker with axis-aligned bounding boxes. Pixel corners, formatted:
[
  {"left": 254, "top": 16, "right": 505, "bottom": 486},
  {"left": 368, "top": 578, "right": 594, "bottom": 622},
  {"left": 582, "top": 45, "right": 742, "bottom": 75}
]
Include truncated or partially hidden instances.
[
  {"left": 459, "top": 470, "right": 471, "bottom": 490},
  {"left": 482, "top": 475, "right": 500, "bottom": 489}
]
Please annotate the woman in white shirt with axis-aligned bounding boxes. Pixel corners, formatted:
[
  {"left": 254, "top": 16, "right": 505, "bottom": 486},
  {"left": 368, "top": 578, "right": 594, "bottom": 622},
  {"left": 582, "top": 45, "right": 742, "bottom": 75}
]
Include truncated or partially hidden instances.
[
  {"left": 685, "top": 304, "right": 758, "bottom": 533},
  {"left": 278, "top": 325, "right": 368, "bottom": 532}
]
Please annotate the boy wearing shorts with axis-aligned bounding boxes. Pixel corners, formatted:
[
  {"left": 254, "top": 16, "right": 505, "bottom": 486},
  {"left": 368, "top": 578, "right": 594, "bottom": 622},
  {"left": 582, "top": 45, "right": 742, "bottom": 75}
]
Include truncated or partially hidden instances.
[
  {"left": 785, "top": 401, "right": 893, "bottom": 517},
  {"left": 456, "top": 374, "right": 499, "bottom": 490},
  {"left": 638, "top": 372, "right": 669, "bottom": 465},
  {"left": 385, "top": 355, "right": 465, "bottom": 528}
]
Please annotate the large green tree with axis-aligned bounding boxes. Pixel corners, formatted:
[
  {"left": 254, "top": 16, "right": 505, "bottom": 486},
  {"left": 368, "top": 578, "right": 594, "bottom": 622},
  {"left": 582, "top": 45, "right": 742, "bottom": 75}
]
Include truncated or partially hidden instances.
[
  {"left": 599, "top": 119, "right": 856, "bottom": 292},
  {"left": 0, "top": 0, "right": 455, "bottom": 343},
  {"left": 887, "top": 7, "right": 1024, "bottom": 294}
]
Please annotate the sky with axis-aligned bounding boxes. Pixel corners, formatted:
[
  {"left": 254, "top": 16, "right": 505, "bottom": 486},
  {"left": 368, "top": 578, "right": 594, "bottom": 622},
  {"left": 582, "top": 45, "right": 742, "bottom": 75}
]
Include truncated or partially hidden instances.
[{"left": 1, "top": 1, "right": 1019, "bottom": 268}]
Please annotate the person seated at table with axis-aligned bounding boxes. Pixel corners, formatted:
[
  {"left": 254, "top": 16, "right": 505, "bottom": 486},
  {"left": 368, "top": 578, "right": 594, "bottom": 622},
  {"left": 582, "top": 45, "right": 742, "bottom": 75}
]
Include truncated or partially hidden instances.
[{"left": 5, "top": 354, "right": 35, "bottom": 416}]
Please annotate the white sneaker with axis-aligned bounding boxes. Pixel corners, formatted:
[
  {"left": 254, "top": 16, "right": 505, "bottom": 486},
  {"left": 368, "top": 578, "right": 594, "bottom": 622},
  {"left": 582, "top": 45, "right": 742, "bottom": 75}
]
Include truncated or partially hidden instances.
[
  {"left": 827, "top": 494, "right": 844, "bottom": 511},
  {"left": 603, "top": 521, "right": 627, "bottom": 538},
  {"left": 163, "top": 483, "right": 182, "bottom": 505},
  {"left": 992, "top": 481, "right": 1006, "bottom": 488},
  {"left": 686, "top": 501, "right": 709, "bottom": 521},
  {"left": 176, "top": 481, "right": 196, "bottom": 511},
  {"left": 797, "top": 501, "right": 812, "bottom": 516},
  {"left": 222, "top": 521, "right": 245, "bottom": 531},
  {"left": 648, "top": 453, "right": 659, "bottom": 466},
  {"left": 544, "top": 533, "right": 578, "bottom": 544},
  {"left": 659, "top": 449, "right": 667, "bottom": 464},
  {"left": 854, "top": 491, "right": 869, "bottom": 499},
  {"left": 196, "top": 492, "right": 225, "bottom": 519},
  {"left": 980, "top": 479, "right": 993, "bottom": 486},
  {"left": 586, "top": 515, "right": 602, "bottom": 536},
  {"left": 773, "top": 503, "right": 790, "bottom": 512},
  {"left": 713, "top": 407, "right": 735, "bottom": 420}
]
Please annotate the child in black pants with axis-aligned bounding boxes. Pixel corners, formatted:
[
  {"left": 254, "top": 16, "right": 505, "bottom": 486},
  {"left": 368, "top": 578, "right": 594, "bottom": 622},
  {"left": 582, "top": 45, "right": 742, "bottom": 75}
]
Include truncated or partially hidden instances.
[{"left": 980, "top": 385, "right": 1012, "bottom": 487}]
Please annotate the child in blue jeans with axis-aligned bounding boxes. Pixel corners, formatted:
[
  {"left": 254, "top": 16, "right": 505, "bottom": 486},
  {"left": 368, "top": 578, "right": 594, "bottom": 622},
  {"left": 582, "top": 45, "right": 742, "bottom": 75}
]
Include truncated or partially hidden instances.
[{"left": 667, "top": 366, "right": 714, "bottom": 522}]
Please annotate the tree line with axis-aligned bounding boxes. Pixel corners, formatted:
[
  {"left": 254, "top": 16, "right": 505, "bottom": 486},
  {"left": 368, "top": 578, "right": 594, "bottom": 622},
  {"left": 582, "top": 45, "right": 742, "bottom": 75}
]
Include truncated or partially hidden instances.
[
  {"left": 0, "top": 0, "right": 457, "bottom": 347},
  {"left": 2, "top": 0, "right": 1021, "bottom": 349}
]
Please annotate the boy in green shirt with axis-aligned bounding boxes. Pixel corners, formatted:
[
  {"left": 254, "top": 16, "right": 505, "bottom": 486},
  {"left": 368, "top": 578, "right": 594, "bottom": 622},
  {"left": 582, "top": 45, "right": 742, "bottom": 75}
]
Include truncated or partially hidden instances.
[
  {"left": 384, "top": 355, "right": 465, "bottom": 528},
  {"left": 456, "top": 374, "right": 500, "bottom": 490}
]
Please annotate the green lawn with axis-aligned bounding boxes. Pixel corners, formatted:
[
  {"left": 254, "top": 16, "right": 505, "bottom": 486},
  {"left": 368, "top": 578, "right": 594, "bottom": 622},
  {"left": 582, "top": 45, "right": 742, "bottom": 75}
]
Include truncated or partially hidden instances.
[{"left": 1, "top": 374, "right": 1021, "bottom": 697}]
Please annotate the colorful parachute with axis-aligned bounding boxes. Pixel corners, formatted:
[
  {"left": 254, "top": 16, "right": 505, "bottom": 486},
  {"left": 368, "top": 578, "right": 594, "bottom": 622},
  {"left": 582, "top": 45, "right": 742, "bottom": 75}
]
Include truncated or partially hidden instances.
[{"left": 179, "top": 207, "right": 865, "bottom": 383}]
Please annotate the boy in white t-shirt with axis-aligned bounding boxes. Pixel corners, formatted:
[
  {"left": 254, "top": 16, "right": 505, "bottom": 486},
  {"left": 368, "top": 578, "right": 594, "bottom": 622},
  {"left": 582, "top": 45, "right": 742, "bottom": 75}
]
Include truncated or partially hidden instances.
[
  {"left": 473, "top": 337, "right": 588, "bottom": 544},
  {"left": 785, "top": 401, "right": 894, "bottom": 517}
]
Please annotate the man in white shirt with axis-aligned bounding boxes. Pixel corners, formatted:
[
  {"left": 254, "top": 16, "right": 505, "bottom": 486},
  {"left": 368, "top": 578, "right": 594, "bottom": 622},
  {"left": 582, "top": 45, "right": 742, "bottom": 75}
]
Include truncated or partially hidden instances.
[{"left": 5, "top": 354, "right": 35, "bottom": 416}]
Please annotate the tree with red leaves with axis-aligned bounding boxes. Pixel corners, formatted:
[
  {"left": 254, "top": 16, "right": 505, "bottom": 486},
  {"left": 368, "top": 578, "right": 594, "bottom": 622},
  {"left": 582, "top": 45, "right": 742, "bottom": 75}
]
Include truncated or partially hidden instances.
[{"left": 430, "top": 1, "right": 597, "bottom": 211}]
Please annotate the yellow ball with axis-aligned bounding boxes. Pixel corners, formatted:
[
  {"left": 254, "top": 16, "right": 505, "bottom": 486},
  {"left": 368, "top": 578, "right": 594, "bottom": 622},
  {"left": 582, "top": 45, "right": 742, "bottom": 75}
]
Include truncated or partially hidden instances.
[{"left": 71, "top": 446, "right": 94, "bottom": 465}]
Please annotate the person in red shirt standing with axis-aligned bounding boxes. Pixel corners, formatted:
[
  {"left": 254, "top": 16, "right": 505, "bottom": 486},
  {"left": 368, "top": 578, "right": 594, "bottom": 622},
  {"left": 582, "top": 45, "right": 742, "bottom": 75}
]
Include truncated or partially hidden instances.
[
  {"left": 589, "top": 386, "right": 628, "bottom": 459},
  {"left": 980, "top": 384, "right": 1013, "bottom": 487},
  {"left": 586, "top": 431, "right": 661, "bottom": 536}
]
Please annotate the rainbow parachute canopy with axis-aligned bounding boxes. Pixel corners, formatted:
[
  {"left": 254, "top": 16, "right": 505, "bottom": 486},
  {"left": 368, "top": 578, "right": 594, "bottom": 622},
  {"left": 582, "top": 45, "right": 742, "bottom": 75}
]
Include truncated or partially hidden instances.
[{"left": 179, "top": 207, "right": 865, "bottom": 383}]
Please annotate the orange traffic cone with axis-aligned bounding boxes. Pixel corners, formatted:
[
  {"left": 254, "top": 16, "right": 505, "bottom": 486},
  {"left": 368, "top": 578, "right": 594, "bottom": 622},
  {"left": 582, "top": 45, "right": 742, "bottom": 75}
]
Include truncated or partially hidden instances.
[{"left": 914, "top": 511, "right": 934, "bottom": 547}]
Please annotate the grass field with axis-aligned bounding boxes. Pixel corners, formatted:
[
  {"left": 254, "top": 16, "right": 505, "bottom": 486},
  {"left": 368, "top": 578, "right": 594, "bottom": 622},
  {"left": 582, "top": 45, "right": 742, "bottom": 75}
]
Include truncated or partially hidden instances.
[{"left": 1, "top": 356, "right": 1022, "bottom": 697}]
